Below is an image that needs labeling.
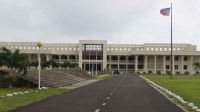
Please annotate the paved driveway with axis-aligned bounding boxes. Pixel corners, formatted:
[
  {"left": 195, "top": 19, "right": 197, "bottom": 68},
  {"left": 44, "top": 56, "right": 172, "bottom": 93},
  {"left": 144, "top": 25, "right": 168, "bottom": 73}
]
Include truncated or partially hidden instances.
[{"left": 14, "top": 74, "right": 184, "bottom": 112}]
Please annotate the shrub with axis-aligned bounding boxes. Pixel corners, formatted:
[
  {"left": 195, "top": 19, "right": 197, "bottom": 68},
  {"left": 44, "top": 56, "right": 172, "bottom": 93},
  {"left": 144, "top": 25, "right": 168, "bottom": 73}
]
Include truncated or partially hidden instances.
[
  {"left": 136, "top": 71, "right": 140, "bottom": 75},
  {"left": 148, "top": 71, "right": 153, "bottom": 75},
  {"left": 157, "top": 71, "right": 161, "bottom": 75},
  {"left": 166, "top": 71, "right": 171, "bottom": 75},
  {"left": 143, "top": 72, "right": 146, "bottom": 75},
  {"left": 184, "top": 71, "right": 190, "bottom": 75},
  {"left": 176, "top": 72, "right": 181, "bottom": 75}
]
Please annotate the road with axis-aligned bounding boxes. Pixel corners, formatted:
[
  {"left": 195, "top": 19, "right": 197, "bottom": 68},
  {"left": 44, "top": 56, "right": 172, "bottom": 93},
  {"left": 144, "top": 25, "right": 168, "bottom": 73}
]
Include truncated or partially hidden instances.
[{"left": 14, "top": 74, "right": 184, "bottom": 112}]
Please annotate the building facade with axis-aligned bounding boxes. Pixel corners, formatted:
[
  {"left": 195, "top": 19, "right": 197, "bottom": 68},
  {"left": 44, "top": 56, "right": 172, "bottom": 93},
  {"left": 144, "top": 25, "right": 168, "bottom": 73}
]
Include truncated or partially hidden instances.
[{"left": 1, "top": 40, "right": 200, "bottom": 74}]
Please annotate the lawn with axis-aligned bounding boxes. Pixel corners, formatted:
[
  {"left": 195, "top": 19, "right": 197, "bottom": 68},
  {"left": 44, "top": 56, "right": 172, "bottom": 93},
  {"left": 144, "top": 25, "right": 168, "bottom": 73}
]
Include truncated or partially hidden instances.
[
  {"left": 0, "top": 88, "right": 70, "bottom": 112},
  {"left": 144, "top": 75, "right": 200, "bottom": 108},
  {"left": 94, "top": 74, "right": 113, "bottom": 79}
]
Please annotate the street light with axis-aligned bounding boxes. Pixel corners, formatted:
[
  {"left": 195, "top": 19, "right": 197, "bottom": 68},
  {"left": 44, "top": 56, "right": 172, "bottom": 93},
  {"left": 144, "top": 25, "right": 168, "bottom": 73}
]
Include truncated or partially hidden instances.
[
  {"left": 37, "top": 42, "right": 42, "bottom": 89},
  {"left": 96, "top": 48, "right": 97, "bottom": 76}
]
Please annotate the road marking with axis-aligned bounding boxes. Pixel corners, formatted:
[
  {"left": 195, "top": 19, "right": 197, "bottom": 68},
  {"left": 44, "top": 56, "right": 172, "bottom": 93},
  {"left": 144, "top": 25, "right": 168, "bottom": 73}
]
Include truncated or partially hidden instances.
[
  {"left": 102, "top": 102, "right": 106, "bottom": 106},
  {"left": 110, "top": 93, "right": 113, "bottom": 95},
  {"left": 95, "top": 108, "right": 100, "bottom": 112},
  {"left": 107, "top": 97, "right": 110, "bottom": 100}
]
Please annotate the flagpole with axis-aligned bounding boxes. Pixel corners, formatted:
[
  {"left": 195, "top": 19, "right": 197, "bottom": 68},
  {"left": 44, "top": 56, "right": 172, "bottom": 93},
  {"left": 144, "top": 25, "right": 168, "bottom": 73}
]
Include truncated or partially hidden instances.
[{"left": 170, "top": 3, "right": 173, "bottom": 79}]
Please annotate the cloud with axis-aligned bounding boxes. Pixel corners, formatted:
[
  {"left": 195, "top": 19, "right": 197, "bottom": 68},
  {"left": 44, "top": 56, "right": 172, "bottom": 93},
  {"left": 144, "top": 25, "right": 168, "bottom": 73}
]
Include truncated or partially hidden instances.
[{"left": 0, "top": 0, "right": 199, "bottom": 49}]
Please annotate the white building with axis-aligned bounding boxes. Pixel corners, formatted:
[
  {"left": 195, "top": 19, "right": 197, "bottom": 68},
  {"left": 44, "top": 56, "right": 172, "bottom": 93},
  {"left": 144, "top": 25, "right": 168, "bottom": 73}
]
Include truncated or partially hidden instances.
[{"left": 1, "top": 40, "right": 200, "bottom": 75}]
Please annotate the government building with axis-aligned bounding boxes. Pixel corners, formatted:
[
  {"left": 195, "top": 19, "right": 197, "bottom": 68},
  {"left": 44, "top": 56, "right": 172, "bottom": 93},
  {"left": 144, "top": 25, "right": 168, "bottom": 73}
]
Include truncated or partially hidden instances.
[{"left": 0, "top": 40, "right": 200, "bottom": 75}]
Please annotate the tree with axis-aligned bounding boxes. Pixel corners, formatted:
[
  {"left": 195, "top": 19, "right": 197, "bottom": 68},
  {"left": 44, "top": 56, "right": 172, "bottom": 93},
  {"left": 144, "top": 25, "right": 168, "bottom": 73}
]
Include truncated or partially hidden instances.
[
  {"left": 61, "top": 61, "right": 70, "bottom": 68},
  {"left": 193, "top": 62, "right": 200, "bottom": 74},
  {"left": 0, "top": 47, "right": 29, "bottom": 88}
]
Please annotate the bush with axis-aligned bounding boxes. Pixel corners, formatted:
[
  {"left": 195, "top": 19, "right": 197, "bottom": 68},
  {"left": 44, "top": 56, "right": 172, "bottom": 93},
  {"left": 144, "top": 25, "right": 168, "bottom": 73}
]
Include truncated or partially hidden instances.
[
  {"left": 185, "top": 71, "right": 190, "bottom": 75},
  {"left": 166, "top": 71, "right": 171, "bottom": 75},
  {"left": 136, "top": 71, "right": 140, "bottom": 75},
  {"left": 143, "top": 72, "right": 146, "bottom": 75},
  {"left": 148, "top": 71, "right": 153, "bottom": 75},
  {"left": 196, "top": 71, "right": 200, "bottom": 75},
  {"left": 157, "top": 71, "right": 161, "bottom": 75},
  {"left": 176, "top": 72, "right": 181, "bottom": 75}
]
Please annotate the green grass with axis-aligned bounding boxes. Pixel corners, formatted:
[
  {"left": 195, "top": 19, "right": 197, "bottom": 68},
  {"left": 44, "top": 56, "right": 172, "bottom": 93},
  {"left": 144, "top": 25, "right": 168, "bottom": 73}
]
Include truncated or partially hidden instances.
[
  {"left": 94, "top": 74, "right": 113, "bottom": 79},
  {"left": 0, "top": 88, "right": 31, "bottom": 96},
  {"left": 0, "top": 88, "right": 70, "bottom": 112},
  {"left": 144, "top": 75, "right": 200, "bottom": 108}
]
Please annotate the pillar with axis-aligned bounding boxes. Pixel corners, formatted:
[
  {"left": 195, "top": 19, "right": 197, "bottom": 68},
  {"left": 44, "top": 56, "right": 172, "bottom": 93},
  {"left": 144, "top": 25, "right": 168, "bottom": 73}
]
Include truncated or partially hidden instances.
[
  {"left": 59, "top": 55, "right": 61, "bottom": 69},
  {"left": 181, "top": 56, "right": 184, "bottom": 74},
  {"left": 135, "top": 55, "right": 138, "bottom": 74},
  {"left": 172, "top": 55, "right": 175, "bottom": 75},
  {"left": 118, "top": 56, "right": 120, "bottom": 71},
  {"left": 144, "top": 55, "right": 148, "bottom": 73},
  {"left": 190, "top": 56, "right": 193, "bottom": 74},
  {"left": 126, "top": 56, "right": 128, "bottom": 74},
  {"left": 109, "top": 56, "right": 111, "bottom": 70},
  {"left": 162, "top": 56, "right": 166, "bottom": 74},
  {"left": 154, "top": 55, "right": 157, "bottom": 74}
]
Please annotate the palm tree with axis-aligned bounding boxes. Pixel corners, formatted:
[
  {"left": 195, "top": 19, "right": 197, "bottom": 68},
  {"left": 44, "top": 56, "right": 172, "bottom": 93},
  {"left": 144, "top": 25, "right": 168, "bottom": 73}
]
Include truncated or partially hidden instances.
[
  {"left": 193, "top": 62, "right": 200, "bottom": 74},
  {"left": 0, "top": 47, "right": 29, "bottom": 88}
]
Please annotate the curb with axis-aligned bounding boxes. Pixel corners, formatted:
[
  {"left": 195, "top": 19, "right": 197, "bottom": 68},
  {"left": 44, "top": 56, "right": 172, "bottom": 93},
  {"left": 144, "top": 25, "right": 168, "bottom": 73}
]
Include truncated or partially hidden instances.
[{"left": 140, "top": 75, "right": 200, "bottom": 112}]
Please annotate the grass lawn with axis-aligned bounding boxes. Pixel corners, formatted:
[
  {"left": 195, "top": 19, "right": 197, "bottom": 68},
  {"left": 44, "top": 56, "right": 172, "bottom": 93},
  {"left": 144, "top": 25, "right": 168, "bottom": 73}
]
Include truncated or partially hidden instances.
[
  {"left": 0, "top": 88, "right": 32, "bottom": 96},
  {"left": 144, "top": 75, "right": 200, "bottom": 108},
  {"left": 94, "top": 74, "right": 113, "bottom": 79},
  {"left": 0, "top": 88, "right": 70, "bottom": 112}
]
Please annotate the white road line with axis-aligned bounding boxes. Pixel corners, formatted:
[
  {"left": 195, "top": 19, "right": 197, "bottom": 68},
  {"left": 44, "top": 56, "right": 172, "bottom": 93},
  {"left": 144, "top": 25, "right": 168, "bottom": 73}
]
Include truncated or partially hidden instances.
[
  {"left": 95, "top": 108, "right": 100, "bottom": 112},
  {"left": 107, "top": 97, "right": 110, "bottom": 100},
  {"left": 102, "top": 102, "right": 106, "bottom": 106}
]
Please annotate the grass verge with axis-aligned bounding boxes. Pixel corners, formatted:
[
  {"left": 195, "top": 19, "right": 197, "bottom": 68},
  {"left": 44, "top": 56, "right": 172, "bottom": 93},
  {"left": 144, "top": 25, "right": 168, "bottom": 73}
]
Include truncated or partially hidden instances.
[
  {"left": 0, "top": 88, "right": 70, "bottom": 112},
  {"left": 94, "top": 74, "right": 113, "bottom": 79},
  {"left": 144, "top": 75, "right": 200, "bottom": 108}
]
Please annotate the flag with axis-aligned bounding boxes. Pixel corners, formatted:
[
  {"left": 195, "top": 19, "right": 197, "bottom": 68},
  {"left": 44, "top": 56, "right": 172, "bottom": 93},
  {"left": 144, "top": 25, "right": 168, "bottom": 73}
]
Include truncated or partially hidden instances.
[{"left": 160, "top": 8, "right": 171, "bottom": 16}]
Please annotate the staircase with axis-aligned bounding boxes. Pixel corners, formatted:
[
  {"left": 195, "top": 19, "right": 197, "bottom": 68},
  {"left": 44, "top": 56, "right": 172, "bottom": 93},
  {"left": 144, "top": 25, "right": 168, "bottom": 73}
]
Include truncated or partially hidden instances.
[{"left": 24, "top": 69, "right": 90, "bottom": 87}]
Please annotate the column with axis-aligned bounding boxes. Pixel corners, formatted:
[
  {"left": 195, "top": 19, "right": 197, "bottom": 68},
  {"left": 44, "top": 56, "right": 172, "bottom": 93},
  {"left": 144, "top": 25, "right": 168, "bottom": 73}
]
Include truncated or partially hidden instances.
[
  {"left": 190, "top": 56, "right": 193, "bottom": 74},
  {"left": 135, "top": 55, "right": 138, "bottom": 74},
  {"left": 109, "top": 56, "right": 111, "bottom": 70},
  {"left": 144, "top": 55, "right": 148, "bottom": 73},
  {"left": 75, "top": 56, "right": 78, "bottom": 69},
  {"left": 67, "top": 55, "right": 70, "bottom": 69},
  {"left": 172, "top": 55, "right": 175, "bottom": 75},
  {"left": 59, "top": 55, "right": 61, "bottom": 69},
  {"left": 75, "top": 56, "right": 78, "bottom": 63},
  {"left": 126, "top": 56, "right": 128, "bottom": 74},
  {"left": 162, "top": 56, "right": 166, "bottom": 74},
  {"left": 181, "top": 56, "right": 184, "bottom": 74},
  {"left": 154, "top": 55, "right": 157, "bottom": 74},
  {"left": 118, "top": 56, "right": 120, "bottom": 71}
]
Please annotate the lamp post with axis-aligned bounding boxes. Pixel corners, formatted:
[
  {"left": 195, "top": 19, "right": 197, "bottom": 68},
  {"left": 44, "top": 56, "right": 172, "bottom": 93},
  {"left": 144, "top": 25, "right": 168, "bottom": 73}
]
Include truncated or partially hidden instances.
[
  {"left": 96, "top": 48, "right": 97, "bottom": 76},
  {"left": 37, "top": 42, "right": 42, "bottom": 89}
]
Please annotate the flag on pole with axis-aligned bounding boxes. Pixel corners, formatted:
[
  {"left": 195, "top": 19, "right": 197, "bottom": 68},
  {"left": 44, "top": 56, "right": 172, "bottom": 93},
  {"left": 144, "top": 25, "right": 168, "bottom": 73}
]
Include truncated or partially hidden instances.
[{"left": 160, "top": 8, "right": 171, "bottom": 16}]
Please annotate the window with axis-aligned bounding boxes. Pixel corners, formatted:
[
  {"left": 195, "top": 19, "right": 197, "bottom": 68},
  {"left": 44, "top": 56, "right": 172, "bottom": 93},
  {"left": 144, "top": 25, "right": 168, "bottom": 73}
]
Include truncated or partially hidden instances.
[
  {"left": 175, "top": 56, "right": 179, "bottom": 61},
  {"left": 184, "top": 65, "right": 187, "bottom": 70},
  {"left": 175, "top": 65, "right": 178, "bottom": 70},
  {"left": 184, "top": 57, "right": 188, "bottom": 61},
  {"left": 166, "top": 65, "right": 170, "bottom": 69},
  {"left": 166, "top": 56, "right": 170, "bottom": 61}
]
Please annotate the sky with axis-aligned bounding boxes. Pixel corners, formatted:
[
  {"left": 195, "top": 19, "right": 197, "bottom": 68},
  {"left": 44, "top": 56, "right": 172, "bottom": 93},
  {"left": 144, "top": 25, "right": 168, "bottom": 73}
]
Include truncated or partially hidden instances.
[{"left": 0, "top": 0, "right": 199, "bottom": 49}]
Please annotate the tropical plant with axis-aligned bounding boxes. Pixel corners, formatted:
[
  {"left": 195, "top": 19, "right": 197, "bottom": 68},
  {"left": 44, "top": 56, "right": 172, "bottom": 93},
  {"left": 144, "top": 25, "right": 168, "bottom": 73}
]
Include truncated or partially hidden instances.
[
  {"left": 61, "top": 61, "right": 70, "bottom": 68},
  {"left": 0, "top": 47, "right": 29, "bottom": 88},
  {"left": 193, "top": 62, "right": 200, "bottom": 74},
  {"left": 69, "top": 63, "right": 78, "bottom": 68}
]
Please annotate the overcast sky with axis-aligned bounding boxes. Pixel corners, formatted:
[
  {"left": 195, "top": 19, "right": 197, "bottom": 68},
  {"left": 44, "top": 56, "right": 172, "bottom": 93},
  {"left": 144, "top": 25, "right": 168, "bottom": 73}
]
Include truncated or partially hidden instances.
[{"left": 0, "top": 0, "right": 199, "bottom": 49}]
